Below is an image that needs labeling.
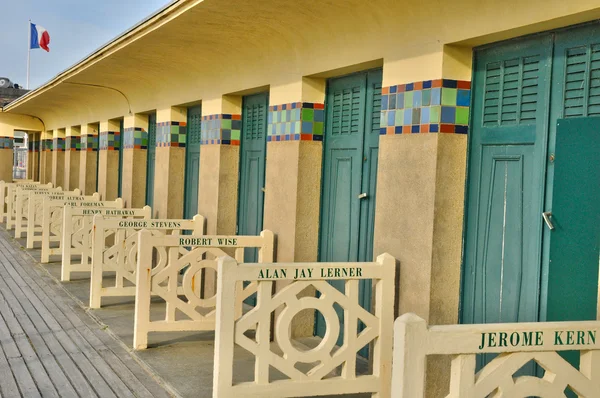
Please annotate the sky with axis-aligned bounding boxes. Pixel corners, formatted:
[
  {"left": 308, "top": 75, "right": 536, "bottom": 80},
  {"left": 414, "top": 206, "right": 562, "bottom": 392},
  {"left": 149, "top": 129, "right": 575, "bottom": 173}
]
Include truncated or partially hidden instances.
[{"left": 0, "top": 0, "right": 172, "bottom": 89}]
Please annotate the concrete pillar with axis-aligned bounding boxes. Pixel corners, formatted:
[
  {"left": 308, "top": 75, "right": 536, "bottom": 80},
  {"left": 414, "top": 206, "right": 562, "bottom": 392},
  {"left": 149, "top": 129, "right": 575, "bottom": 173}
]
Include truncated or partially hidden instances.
[
  {"left": 0, "top": 125, "right": 13, "bottom": 182},
  {"left": 153, "top": 107, "right": 186, "bottom": 219},
  {"left": 262, "top": 79, "right": 325, "bottom": 337},
  {"left": 39, "top": 131, "right": 53, "bottom": 185},
  {"left": 27, "top": 133, "right": 40, "bottom": 181},
  {"left": 79, "top": 123, "right": 99, "bottom": 195},
  {"left": 198, "top": 98, "right": 240, "bottom": 233},
  {"left": 372, "top": 44, "right": 472, "bottom": 397},
  {"left": 122, "top": 114, "right": 149, "bottom": 208},
  {"left": 64, "top": 126, "right": 81, "bottom": 191},
  {"left": 98, "top": 120, "right": 121, "bottom": 201},
  {"left": 51, "top": 128, "right": 66, "bottom": 188}
]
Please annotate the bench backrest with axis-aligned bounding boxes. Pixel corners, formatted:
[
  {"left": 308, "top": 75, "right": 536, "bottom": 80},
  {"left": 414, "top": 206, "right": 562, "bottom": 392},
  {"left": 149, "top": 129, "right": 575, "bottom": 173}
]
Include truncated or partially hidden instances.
[
  {"left": 89, "top": 214, "right": 204, "bottom": 307},
  {"left": 213, "top": 254, "right": 396, "bottom": 398},
  {"left": 39, "top": 194, "right": 110, "bottom": 263},
  {"left": 392, "top": 314, "right": 600, "bottom": 398},
  {"left": 60, "top": 205, "right": 151, "bottom": 281},
  {"left": 13, "top": 186, "right": 68, "bottom": 236},
  {"left": 132, "top": 229, "right": 275, "bottom": 350}
]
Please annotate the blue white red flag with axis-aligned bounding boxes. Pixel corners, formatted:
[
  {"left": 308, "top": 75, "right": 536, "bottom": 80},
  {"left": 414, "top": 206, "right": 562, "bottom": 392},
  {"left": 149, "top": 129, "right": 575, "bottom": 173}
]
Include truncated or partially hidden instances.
[{"left": 30, "top": 23, "right": 50, "bottom": 52}]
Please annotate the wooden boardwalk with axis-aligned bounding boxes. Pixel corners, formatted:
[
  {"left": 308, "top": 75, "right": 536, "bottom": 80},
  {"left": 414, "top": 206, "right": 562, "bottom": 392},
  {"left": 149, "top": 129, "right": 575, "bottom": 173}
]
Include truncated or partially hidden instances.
[{"left": 0, "top": 227, "right": 173, "bottom": 398}]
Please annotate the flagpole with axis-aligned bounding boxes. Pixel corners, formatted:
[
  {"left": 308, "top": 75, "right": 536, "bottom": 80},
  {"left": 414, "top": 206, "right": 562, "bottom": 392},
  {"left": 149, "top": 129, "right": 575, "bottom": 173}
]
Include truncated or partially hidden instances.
[{"left": 26, "top": 19, "right": 31, "bottom": 89}]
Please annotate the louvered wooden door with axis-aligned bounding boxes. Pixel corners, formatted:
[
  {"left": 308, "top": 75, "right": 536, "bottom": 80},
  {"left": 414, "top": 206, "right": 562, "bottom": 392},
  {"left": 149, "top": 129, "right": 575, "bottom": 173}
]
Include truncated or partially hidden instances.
[
  {"left": 464, "top": 23, "right": 600, "bottom": 337},
  {"left": 317, "top": 69, "right": 382, "bottom": 350},
  {"left": 146, "top": 113, "right": 157, "bottom": 208},
  {"left": 238, "top": 93, "right": 268, "bottom": 263},
  {"left": 462, "top": 36, "right": 552, "bottom": 329},
  {"left": 184, "top": 106, "right": 202, "bottom": 219}
]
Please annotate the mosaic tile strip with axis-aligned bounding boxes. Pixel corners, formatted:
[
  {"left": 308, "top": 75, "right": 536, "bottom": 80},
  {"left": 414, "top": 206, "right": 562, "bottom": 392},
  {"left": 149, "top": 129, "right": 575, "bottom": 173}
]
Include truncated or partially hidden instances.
[
  {"left": 52, "top": 138, "right": 65, "bottom": 152},
  {"left": 157, "top": 121, "right": 186, "bottom": 147},
  {"left": 28, "top": 139, "right": 37, "bottom": 152},
  {"left": 41, "top": 139, "right": 53, "bottom": 151},
  {"left": 65, "top": 136, "right": 81, "bottom": 151},
  {"left": 123, "top": 127, "right": 148, "bottom": 149},
  {"left": 99, "top": 131, "right": 121, "bottom": 151},
  {"left": 201, "top": 114, "right": 241, "bottom": 145},
  {"left": 81, "top": 135, "right": 99, "bottom": 152},
  {"left": 0, "top": 137, "right": 13, "bottom": 150},
  {"left": 267, "top": 102, "right": 325, "bottom": 142},
  {"left": 380, "top": 79, "right": 471, "bottom": 135}
]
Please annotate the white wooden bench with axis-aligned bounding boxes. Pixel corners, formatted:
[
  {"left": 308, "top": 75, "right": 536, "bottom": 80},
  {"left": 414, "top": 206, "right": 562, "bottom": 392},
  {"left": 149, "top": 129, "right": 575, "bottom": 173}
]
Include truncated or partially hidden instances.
[
  {"left": 6, "top": 183, "right": 56, "bottom": 230},
  {"left": 392, "top": 314, "right": 600, "bottom": 397},
  {"left": 89, "top": 214, "right": 204, "bottom": 307},
  {"left": 26, "top": 190, "right": 86, "bottom": 249},
  {"left": 40, "top": 195, "right": 114, "bottom": 263},
  {"left": 14, "top": 186, "right": 69, "bottom": 238},
  {"left": 0, "top": 180, "right": 46, "bottom": 222},
  {"left": 212, "top": 254, "right": 396, "bottom": 398},
  {"left": 133, "top": 229, "right": 275, "bottom": 350},
  {"left": 61, "top": 206, "right": 152, "bottom": 282}
]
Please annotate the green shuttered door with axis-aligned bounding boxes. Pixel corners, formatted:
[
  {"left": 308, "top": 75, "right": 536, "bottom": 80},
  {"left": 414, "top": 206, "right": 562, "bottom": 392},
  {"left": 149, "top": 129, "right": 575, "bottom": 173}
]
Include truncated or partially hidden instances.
[
  {"left": 184, "top": 106, "right": 202, "bottom": 219},
  {"left": 463, "top": 36, "right": 552, "bottom": 329},
  {"left": 146, "top": 113, "right": 157, "bottom": 208},
  {"left": 317, "top": 69, "right": 382, "bottom": 353},
  {"left": 465, "top": 23, "right": 600, "bottom": 362},
  {"left": 238, "top": 93, "right": 268, "bottom": 259}
]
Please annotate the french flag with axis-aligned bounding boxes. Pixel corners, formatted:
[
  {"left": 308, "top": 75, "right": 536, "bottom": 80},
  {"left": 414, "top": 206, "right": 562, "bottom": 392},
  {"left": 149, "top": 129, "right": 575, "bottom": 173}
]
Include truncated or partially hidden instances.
[{"left": 30, "top": 23, "right": 50, "bottom": 52}]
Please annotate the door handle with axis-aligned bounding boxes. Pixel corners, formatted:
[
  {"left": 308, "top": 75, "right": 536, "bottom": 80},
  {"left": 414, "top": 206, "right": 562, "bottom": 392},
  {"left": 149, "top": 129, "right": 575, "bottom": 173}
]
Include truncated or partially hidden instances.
[
  {"left": 357, "top": 193, "right": 368, "bottom": 199},
  {"left": 542, "top": 211, "right": 555, "bottom": 230}
]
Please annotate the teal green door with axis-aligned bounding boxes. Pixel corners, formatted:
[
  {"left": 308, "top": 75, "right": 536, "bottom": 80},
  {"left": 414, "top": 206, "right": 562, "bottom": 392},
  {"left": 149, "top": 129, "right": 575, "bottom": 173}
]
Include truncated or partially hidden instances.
[
  {"left": 238, "top": 93, "right": 268, "bottom": 306},
  {"left": 546, "top": 118, "right": 600, "bottom": 370},
  {"left": 184, "top": 106, "right": 202, "bottom": 219},
  {"left": 463, "top": 23, "right": 600, "bottom": 372},
  {"left": 146, "top": 113, "right": 157, "bottom": 208},
  {"left": 238, "top": 93, "right": 268, "bottom": 244},
  {"left": 316, "top": 69, "right": 382, "bottom": 351},
  {"left": 462, "top": 35, "right": 552, "bottom": 328},
  {"left": 118, "top": 119, "right": 124, "bottom": 197}
]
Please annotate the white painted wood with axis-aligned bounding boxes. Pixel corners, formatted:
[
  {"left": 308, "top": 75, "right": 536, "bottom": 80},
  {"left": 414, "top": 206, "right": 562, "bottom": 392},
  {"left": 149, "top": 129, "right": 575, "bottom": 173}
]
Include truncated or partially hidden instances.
[
  {"left": 39, "top": 194, "right": 105, "bottom": 263},
  {"left": 61, "top": 202, "right": 139, "bottom": 281},
  {"left": 132, "top": 230, "right": 275, "bottom": 350},
  {"left": 6, "top": 183, "right": 55, "bottom": 230},
  {"left": 26, "top": 189, "right": 82, "bottom": 249},
  {"left": 14, "top": 186, "right": 70, "bottom": 238},
  {"left": 213, "top": 253, "right": 396, "bottom": 398},
  {"left": 0, "top": 181, "right": 45, "bottom": 223},
  {"left": 392, "top": 314, "right": 600, "bottom": 398},
  {"left": 89, "top": 214, "right": 202, "bottom": 308}
]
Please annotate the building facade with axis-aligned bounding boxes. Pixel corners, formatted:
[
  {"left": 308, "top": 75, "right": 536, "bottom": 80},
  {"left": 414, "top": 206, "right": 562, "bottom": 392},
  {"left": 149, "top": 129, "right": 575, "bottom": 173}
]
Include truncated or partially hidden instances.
[{"left": 1, "top": 0, "right": 599, "bottom": 394}]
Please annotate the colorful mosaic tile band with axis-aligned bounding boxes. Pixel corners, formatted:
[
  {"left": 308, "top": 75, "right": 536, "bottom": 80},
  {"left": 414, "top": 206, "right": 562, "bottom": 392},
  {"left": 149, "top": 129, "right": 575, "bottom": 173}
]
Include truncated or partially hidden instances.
[
  {"left": 52, "top": 138, "right": 65, "bottom": 152},
  {"left": 28, "top": 140, "right": 37, "bottom": 151},
  {"left": 0, "top": 137, "right": 13, "bottom": 150},
  {"left": 380, "top": 79, "right": 470, "bottom": 134},
  {"left": 267, "top": 102, "right": 324, "bottom": 142},
  {"left": 99, "top": 131, "right": 120, "bottom": 151},
  {"left": 41, "top": 139, "right": 53, "bottom": 151},
  {"left": 65, "top": 136, "right": 81, "bottom": 151},
  {"left": 123, "top": 127, "right": 148, "bottom": 149},
  {"left": 81, "top": 135, "right": 98, "bottom": 152},
  {"left": 201, "top": 114, "right": 241, "bottom": 145},
  {"left": 157, "top": 122, "right": 186, "bottom": 147}
]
